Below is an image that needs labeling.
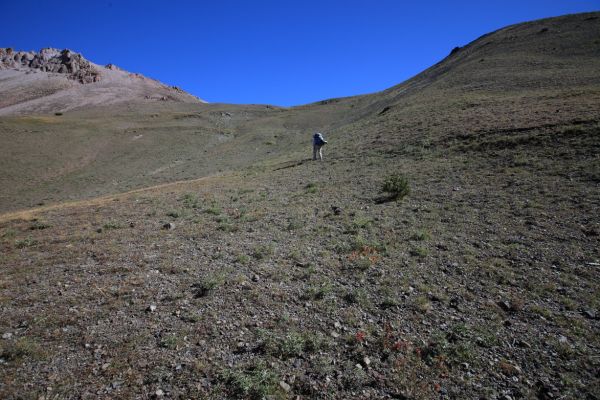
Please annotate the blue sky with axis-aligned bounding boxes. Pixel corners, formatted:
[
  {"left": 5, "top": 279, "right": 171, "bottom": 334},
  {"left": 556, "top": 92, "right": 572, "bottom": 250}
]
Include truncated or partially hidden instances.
[{"left": 3, "top": 1, "right": 599, "bottom": 106}]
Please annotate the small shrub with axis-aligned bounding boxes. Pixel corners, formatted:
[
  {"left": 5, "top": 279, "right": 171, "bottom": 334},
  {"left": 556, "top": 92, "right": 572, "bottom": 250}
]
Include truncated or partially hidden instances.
[
  {"left": 410, "top": 247, "right": 428, "bottom": 258},
  {"left": 29, "top": 221, "right": 51, "bottom": 230},
  {"left": 166, "top": 210, "right": 183, "bottom": 218},
  {"left": 414, "top": 295, "right": 432, "bottom": 313},
  {"left": 15, "top": 237, "right": 38, "bottom": 248},
  {"left": 181, "top": 193, "right": 200, "bottom": 209},
  {"left": 222, "top": 362, "right": 280, "bottom": 399},
  {"left": 382, "top": 174, "right": 410, "bottom": 200},
  {"left": 411, "top": 230, "right": 430, "bottom": 241},
  {"left": 159, "top": 335, "right": 181, "bottom": 349},
  {"left": 286, "top": 218, "right": 303, "bottom": 231},
  {"left": 253, "top": 244, "right": 274, "bottom": 260},
  {"left": 1, "top": 337, "right": 45, "bottom": 361},
  {"left": 192, "top": 273, "right": 226, "bottom": 298},
  {"left": 303, "top": 282, "right": 333, "bottom": 301},
  {"left": 236, "top": 254, "right": 250, "bottom": 265},
  {"left": 204, "top": 205, "right": 222, "bottom": 215},
  {"left": 218, "top": 220, "right": 239, "bottom": 232},
  {"left": 305, "top": 182, "right": 318, "bottom": 193},
  {"left": 102, "top": 221, "right": 122, "bottom": 230}
]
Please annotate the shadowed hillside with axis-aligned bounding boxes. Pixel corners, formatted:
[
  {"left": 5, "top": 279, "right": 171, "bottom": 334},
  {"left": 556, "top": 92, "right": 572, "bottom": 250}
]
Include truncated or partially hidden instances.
[{"left": 0, "top": 12, "right": 599, "bottom": 400}]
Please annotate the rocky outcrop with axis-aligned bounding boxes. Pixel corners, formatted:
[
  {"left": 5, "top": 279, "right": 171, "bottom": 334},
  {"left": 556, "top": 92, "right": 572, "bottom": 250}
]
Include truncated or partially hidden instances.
[{"left": 0, "top": 48, "right": 101, "bottom": 84}]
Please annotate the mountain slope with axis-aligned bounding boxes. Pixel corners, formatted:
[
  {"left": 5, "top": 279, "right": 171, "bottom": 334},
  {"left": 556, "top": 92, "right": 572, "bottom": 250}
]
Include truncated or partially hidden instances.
[
  {"left": 0, "top": 12, "right": 599, "bottom": 400},
  {"left": 1, "top": 13, "right": 599, "bottom": 213},
  {"left": 0, "top": 47, "right": 202, "bottom": 115}
]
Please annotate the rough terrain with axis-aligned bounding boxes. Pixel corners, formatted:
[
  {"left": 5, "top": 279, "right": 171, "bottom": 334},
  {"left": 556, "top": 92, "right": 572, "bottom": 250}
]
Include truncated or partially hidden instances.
[{"left": 0, "top": 12, "right": 599, "bottom": 400}]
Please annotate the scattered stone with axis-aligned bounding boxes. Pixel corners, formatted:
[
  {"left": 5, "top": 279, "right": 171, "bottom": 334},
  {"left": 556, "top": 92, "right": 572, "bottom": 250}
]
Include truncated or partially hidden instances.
[
  {"left": 279, "top": 381, "right": 291, "bottom": 392},
  {"left": 331, "top": 206, "right": 342, "bottom": 215},
  {"left": 334, "top": 321, "right": 342, "bottom": 330},
  {"left": 449, "top": 297, "right": 461, "bottom": 310},
  {"left": 2, "top": 332, "right": 13, "bottom": 339},
  {"left": 582, "top": 309, "right": 596, "bottom": 319},
  {"left": 363, "top": 356, "right": 371, "bottom": 367},
  {"left": 146, "top": 305, "right": 157, "bottom": 313},
  {"left": 558, "top": 335, "right": 568, "bottom": 344},
  {"left": 330, "top": 331, "right": 340, "bottom": 338},
  {"left": 497, "top": 300, "right": 512, "bottom": 312},
  {"left": 162, "top": 222, "right": 175, "bottom": 230},
  {"left": 251, "top": 274, "right": 260, "bottom": 282},
  {"left": 155, "top": 389, "right": 164, "bottom": 397}
]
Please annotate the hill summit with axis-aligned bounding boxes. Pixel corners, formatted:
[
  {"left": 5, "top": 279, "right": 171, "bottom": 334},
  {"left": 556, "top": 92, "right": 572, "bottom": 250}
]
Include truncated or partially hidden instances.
[{"left": 0, "top": 47, "right": 203, "bottom": 115}]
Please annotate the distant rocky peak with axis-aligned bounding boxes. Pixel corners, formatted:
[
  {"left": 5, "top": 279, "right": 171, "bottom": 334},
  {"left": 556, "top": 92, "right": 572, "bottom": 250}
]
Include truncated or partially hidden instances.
[{"left": 0, "top": 47, "right": 101, "bottom": 84}]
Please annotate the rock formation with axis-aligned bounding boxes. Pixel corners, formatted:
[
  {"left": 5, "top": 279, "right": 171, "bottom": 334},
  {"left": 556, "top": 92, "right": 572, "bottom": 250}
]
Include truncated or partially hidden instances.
[{"left": 0, "top": 48, "right": 100, "bottom": 83}]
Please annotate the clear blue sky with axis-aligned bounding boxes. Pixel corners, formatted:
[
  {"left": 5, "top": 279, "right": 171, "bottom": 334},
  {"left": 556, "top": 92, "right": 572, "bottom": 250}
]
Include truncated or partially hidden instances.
[{"left": 3, "top": 1, "right": 599, "bottom": 106}]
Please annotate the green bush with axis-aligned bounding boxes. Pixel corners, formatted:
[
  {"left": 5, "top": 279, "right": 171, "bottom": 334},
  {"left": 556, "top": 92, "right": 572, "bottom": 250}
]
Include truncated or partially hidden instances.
[{"left": 382, "top": 174, "right": 410, "bottom": 200}]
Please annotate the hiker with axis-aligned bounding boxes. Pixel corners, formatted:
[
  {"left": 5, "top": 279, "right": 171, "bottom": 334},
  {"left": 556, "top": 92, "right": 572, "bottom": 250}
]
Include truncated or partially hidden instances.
[{"left": 312, "top": 132, "right": 327, "bottom": 161}]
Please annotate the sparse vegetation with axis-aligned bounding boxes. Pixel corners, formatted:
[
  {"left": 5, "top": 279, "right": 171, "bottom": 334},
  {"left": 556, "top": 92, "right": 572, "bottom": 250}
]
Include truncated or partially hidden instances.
[
  {"left": 102, "top": 221, "right": 122, "bottom": 230},
  {"left": 382, "top": 173, "right": 410, "bottom": 200},
  {"left": 0, "top": 12, "right": 598, "bottom": 400},
  {"left": 15, "top": 237, "right": 38, "bottom": 248},
  {"left": 221, "top": 362, "right": 281, "bottom": 399}
]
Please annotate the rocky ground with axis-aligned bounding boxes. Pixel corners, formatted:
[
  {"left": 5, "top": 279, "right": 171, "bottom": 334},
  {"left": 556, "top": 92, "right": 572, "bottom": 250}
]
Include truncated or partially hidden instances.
[
  {"left": 1, "top": 117, "right": 598, "bottom": 399},
  {"left": 0, "top": 11, "right": 599, "bottom": 400}
]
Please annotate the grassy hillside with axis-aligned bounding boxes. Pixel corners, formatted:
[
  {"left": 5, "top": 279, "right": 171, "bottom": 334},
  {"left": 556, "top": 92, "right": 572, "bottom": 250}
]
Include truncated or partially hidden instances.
[{"left": 0, "top": 11, "right": 599, "bottom": 400}]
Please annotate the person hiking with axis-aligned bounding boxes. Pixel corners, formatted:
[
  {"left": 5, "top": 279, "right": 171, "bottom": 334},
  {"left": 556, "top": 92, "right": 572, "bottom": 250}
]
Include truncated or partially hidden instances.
[{"left": 312, "top": 132, "right": 327, "bottom": 161}]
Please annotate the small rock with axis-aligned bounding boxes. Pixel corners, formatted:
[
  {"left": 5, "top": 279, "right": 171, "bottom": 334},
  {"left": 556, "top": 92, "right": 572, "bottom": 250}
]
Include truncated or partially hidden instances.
[
  {"left": 162, "top": 222, "right": 175, "bottom": 230},
  {"left": 334, "top": 321, "right": 342, "bottom": 329},
  {"left": 279, "top": 381, "right": 291, "bottom": 393},
  {"left": 2, "top": 332, "right": 13, "bottom": 339},
  {"left": 155, "top": 389, "right": 164, "bottom": 397},
  {"left": 582, "top": 309, "right": 596, "bottom": 319},
  {"left": 251, "top": 274, "right": 260, "bottom": 282},
  {"left": 558, "top": 335, "right": 568, "bottom": 344},
  {"left": 146, "top": 305, "right": 157, "bottom": 313},
  {"left": 330, "top": 331, "right": 340, "bottom": 338},
  {"left": 331, "top": 206, "right": 342, "bottom": 215},
  {"left": 363, "top": 356, "right": 371, "bottom": 367},
  {"left": 497, "top": 300, "right": 512, "bottom": 312}
]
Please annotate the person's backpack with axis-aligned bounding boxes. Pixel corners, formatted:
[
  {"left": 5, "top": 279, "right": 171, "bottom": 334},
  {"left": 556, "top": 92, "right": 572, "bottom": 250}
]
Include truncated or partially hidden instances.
[{"left": 313, "top": 133, "right": 325, "bottom": 146}]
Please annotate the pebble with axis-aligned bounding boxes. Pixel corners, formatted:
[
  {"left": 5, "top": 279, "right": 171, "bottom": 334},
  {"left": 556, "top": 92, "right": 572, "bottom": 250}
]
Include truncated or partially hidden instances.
[
  {"left": 2, "top": 332, "right": 13, "bottom": 339},
  {"left": 517, "top": 340, "right": 531, "bottom": 348},
  {"left": 582, "top": 309, "right": 596, "bottom": 319},
  {"left": 558, "top": 335, "right": 568, "bottom": 344},
  {"left": 279, "top": 381, "right": 291, "bottom": 392},
  {"left": 147, "top": 305, "right": 157, "bottom": 313},
  {"left": 155, "top": 389, "right": 164, "bottom": 397}
]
